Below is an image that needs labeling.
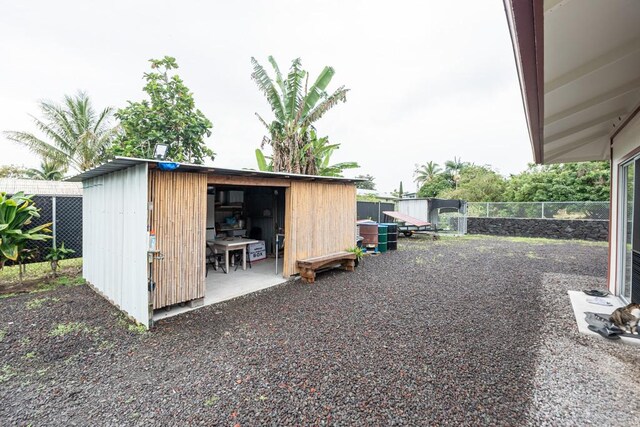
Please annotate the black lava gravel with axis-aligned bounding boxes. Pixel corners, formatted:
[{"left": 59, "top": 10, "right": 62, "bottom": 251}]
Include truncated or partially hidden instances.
[{"left": 0, "top": 236, "right": 627, "bottom": 426}]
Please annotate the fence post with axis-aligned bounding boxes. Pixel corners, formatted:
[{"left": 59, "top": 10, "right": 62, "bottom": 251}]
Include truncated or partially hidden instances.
[
  {"left": 486, "top": 202, "right": 489, "bottom": 218},
  {"left": 52, "top": 196, "right": 57, "bottom": 249},
  {"left": 378, "top": 202, "right": 381, "bottom": 223},
  {"left": 541, "top": 201, "right": 545, "bottom": 219}
]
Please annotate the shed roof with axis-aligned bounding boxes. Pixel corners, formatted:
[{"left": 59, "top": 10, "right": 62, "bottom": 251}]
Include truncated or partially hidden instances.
[
  {"left": 0, "top": 178, "right": 83, "bottom": 196},
  {"left": 67, "top": 157, "right": 362, "bottom": 184}
]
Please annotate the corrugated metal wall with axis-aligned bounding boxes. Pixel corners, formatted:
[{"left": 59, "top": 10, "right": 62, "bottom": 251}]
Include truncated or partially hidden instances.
[
  {"left": 83, "top": 163, "right": 149, "bottom": 326},
  {"left": 283, "top": 182, "right": 357, "bottom": 276},
  {"left": 397, "top": 199, "right": 429, "bottom": 221}
]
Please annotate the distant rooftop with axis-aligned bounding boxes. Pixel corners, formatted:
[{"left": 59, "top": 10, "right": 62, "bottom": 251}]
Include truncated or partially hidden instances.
[{"left": 0, "top": 178, "right": 83, "bottom": 196}]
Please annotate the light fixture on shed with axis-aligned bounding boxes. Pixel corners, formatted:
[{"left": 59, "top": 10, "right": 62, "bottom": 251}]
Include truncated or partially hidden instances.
[{"left": 154, "top": 143, "right": 169, "bottom": 161}]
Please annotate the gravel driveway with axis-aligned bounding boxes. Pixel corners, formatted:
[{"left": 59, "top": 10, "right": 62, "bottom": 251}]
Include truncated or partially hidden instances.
[{"left": 1, "top": 236, "right": 638, "bottom": 426}]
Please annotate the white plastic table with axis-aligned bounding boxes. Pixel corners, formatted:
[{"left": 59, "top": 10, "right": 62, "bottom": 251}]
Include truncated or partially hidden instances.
[{"left": 208, "top": 238, "right": 259, "bottom": 274}]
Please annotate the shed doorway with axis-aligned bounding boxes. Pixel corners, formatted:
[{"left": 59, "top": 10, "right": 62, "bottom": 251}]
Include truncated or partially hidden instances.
[
  {"left": 152, "top": 183, "right": 289, "bottom": 321},
  {"left": 203, "top": 184, "right": 288, "bottom": 302}
]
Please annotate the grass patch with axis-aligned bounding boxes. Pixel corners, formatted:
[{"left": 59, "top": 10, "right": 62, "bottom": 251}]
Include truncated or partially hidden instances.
[
  {"left": 32, "top": 276, "right": 85, "bottom": 294},
  {"left": 204, "top": 395, "right": 220, "bottom": 407},
  {"left": 0, "top": 329, "right": 5, "bottom": 342},
  {"left": 23, "top": 352, "right": 36, "bottom": 360},
  {"left": 0, "top": 257, "right": 82, "bottom": 285},
  {"left": 26, "top": 296, "right": 59, "bottom": 310},
  {"left": 113, "top": 311, "right": 147, "bottom": 334},
  {"left": 0, "top": 364, "right": 17, "bottom": 383},
  {"left": 49, "top": 322, "right": 97, "bottom": 337},
  {"left": 127, "top": 323, "right": 147, "bottom": 334}
]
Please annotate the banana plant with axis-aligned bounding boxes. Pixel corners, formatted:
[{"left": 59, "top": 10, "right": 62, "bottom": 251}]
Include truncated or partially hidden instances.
[
  {"left": 251, "top": 56, "right": 350, "bottom": 174},
  {"left": 0, "top": 192, "right": 52, "bottom": 269}
]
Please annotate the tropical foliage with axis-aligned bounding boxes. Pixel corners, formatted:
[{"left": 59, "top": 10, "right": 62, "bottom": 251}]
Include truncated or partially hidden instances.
[
  {"left": 251, "top": 56, "right": 350, "bottom": 175},
  {"left": 504, "top": 162, "right": 610, "bottom": 202},
  {"left": 0, "top": 165, "right": 29, "bottom": 179},
  {"left": 439, "top": 165, "right": 506, "bottom": 202},
  {"left": 414, "top": 161, "right": 441, "bottom": 186},
  {"left": 0, "top": 192, "right": 52, "bottom": 270},
  {"left": 255, "top": 130, "right": 359, "bottom": 177},
  {"left": 24, "top": 159, "right": 65, "bottom": 181},
  {"left": 4, "top": 92, "right": 116, "bottom": 174},
  {"left": 354, "top": 174, "right": 376, "bottom": 190},
  {"left": 45, "top": 242, "right": 75, "bottom": 277},
  {"left": 413, "top": 158, "right": 610, "bottom": 202},
  {"left": 110, "top": 56, "right": 214, "bottom": 164}
]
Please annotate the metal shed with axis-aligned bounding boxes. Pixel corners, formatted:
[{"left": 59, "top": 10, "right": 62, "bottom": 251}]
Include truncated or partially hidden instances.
[
  {"left": 396, "top": 198, "right": 467, "bottom": 234},
  {"left": 69, "top": 157, "right": 358, "bottom": 327}
]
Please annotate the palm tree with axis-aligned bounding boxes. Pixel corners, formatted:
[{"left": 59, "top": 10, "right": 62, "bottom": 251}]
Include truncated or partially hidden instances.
[
  {"left": 251, "top": 56, "right": 349, "bottom": 174},
  {"left": 24, "top": 159, "right": 65, "bottom": 180},
  {"left": 414, "top": 161, "right": 442, "bottom": 186},
  {"left": 4, "top": 92, "right": 117, "bottom": 173},
  {"left": 444, "top": 156, "right": 466, "bottom": 188}
]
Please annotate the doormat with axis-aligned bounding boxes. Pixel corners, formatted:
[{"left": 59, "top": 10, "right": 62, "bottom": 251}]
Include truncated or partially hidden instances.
[{"left": 584, "top": 312, "right": 640, "bottom": 340}]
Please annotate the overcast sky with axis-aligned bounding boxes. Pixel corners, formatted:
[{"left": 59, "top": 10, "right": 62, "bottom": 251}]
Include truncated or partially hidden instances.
[{"left": 0, "top": 0, "right": 532, "bottom": 193}]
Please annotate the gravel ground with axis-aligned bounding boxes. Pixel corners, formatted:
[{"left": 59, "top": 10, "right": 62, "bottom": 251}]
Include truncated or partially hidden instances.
[{"left": 0, "top": 235, "right": 637, "bottom": 426}]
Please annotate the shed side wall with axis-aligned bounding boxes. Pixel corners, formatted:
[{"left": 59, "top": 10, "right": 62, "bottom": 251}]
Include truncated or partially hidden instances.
[
  {"left": 149, "top": 170, "right": 207, "bottom": 308},
  {"left": 397, "top": 199, "right": 429, "bottom": 222},
  {"left": 82, "top": 163, "right": 149, "bottom": 326},
  {"left": 283, "top": 182, "right": 356, "bottom": 276}
]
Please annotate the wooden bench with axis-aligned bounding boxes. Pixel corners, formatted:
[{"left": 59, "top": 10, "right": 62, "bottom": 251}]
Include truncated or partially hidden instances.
[{"left": 297, "top": 251, "right": 357, "bottom": 283}]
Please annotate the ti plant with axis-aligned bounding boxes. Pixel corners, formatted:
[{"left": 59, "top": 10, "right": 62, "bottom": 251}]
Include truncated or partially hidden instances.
[
  {"left": 45, "top": 242, "right": 75, "bottom": 277},
  {"left": 347, "top": 246, "right": 364, "bottom": 266},
  {"left": 0, "top": 192, "right": 52, "bottom": 273}
]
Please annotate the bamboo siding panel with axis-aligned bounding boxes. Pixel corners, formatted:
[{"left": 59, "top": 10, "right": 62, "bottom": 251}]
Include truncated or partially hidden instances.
[
  {"left": 149, "top": 170, "right": 207, "bottom": 309},
  {"left": 283, "top": 182, "right": 357, "bottom": 277}
]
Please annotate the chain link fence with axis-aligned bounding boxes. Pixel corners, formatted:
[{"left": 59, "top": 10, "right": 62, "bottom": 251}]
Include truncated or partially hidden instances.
[
  {"left": 437, "top": 211, "right": 468, "bottom": 234},
  {"left": 11, "top": 195, "right": 83, "bottom": 265},
  {"left": 467, "top": 201, "right": 609, "bottom": 220}
]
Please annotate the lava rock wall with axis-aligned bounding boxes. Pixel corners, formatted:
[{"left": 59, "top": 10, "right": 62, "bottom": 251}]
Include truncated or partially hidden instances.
[{"left": 467, "top": 217, "right": 609, "bottom": 241}]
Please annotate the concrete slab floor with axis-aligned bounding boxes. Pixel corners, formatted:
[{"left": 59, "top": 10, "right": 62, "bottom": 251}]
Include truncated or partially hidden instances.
[
  {"left": 568, "top": 290, "right": 640, "bottom": 346},
  {"left": 153, "top": 258, "right": 287, "bottom": 322}
]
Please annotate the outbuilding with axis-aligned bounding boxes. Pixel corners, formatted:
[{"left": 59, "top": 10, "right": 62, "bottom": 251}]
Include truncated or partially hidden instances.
[{"left": 69, "top": 157, "right": 358, "bottom": 327}]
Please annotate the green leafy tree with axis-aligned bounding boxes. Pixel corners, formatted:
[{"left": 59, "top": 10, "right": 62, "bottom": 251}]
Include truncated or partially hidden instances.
[
  {"left": 4, "top": 92, "right": 116, "bottom": 173},
  {"left": 439, "top": 165, "right": 506, "bottom": 202},
  {"left": 0, "top": 165, "right": 28, "bottom": 179},
  {"left": 0, "top": 192, "right": 52, "bottom": 270},
  {"left": 355, "top": 174, "right": 376, "bottom": 190},
  {"left": 504, "top": 161, "right": 610, "bottom": 202},
  {"left": 111, "top": 56, "right": 214, "bottom": 164},
  {"left": 414, "top": 161, "right": 441, "bottom": 186},
  {"left": 417, "top": 173, "right": 454, "bottom": 198},
  {"left": 251, "top": 56, "right": 349, "bottom": 174}
]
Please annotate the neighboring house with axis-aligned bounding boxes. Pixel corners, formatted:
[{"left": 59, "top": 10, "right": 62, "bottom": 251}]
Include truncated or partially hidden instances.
[
  {"left": 68, "top": 157, "right": 359, "bottom": 327},
  {"left": 504, "top": 0, "right": 640, "bottom": 303}
]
